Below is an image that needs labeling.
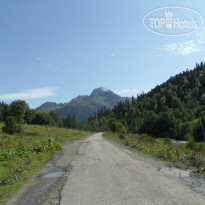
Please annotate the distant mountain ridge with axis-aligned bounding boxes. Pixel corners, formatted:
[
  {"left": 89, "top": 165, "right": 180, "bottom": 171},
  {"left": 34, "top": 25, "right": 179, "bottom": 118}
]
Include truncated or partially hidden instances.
[
  {"left": 36, "top": 87, "right": 129, "bottom": 122},
  {"left": 35, "top": 102, "right": 68, "bottom": 113}
]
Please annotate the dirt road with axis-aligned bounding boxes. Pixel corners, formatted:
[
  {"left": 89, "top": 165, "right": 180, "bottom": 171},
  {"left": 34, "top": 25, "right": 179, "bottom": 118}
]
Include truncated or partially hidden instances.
[{"left": 7, "top": 133, "right": 205, "bottom": 205}]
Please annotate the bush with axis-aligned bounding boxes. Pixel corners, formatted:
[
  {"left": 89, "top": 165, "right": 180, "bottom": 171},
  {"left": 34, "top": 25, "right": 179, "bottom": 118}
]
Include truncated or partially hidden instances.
[
  {"left": 108, "top": 118, "right": 117, "bottom": 132},
  {"left": 141, "top": 134, "right": 156, "bottom": 143},
  {"left": 186, "top": 139, "right": 205, "bottom": 151},
  {"left": 186, "top": 139, "right": 196, "bottom": 150},
  {"left": 32, "top": 112, "right": 54, "bottom": 126},
  {"left": 115, "top": 123, "right": 126, "bottom": 134},
  {"left": 16, "top": 124, "right": 22, "bottom": 133},
  {"left": 2, "top": 116, "right": 22, "bottom": 135},
  {"left": 164, "top": 137, "right": 172, "bottom": 145},
  {"left": 108, "top": 119, "right": 126, "bottom": 133},
  {"left": 184, "top": 133, "right": 193, "bottom": 141},
  {"left": 197, "top": 143, "right": 205, "bottom": 152}
]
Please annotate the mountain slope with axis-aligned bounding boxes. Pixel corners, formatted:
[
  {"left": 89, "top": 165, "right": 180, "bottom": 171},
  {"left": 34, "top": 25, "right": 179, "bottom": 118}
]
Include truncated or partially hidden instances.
[
  {"left": 35, "top": 102, "right": 68, "bottom": 113},
  {"left": 55, "top": 96, "right": 102, "bottom": 122},
  {"left": 36, "top": 87, "right": 128, "bottom": 122},
  {"left": 90, "top": 87, "right": 125, "bottom": 108},
  {"left": 93, "top": 62, "right": 205, "bottom": 142}
]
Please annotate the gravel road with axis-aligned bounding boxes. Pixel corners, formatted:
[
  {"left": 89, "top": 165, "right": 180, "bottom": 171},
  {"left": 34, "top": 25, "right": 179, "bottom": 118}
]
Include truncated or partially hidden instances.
[
  {"left": 60, "top": 133, "right": 205, "bottom": 205},
  {"left": 6, "top": 133, "right": 205, "bottom": 205}
]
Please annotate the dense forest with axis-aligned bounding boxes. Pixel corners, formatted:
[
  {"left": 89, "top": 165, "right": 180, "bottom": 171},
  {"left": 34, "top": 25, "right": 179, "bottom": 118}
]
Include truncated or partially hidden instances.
[
  {"left": 88, "top": 62, "right": 205, "bottom": 142},
  {"left": 0, "top": 100, "right": 90, "bottom": 134}
]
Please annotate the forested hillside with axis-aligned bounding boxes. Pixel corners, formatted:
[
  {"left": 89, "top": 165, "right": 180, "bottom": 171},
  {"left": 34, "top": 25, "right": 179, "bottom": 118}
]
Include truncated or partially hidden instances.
[
  {"left": 2, "top": 63, "right": 205, "bottom": 141},
  {"left": 89, "top": 62, "right": 205, "bottom": 142},
  {"left": 0, "top": 100, "right": 91, "bottom": 134}
]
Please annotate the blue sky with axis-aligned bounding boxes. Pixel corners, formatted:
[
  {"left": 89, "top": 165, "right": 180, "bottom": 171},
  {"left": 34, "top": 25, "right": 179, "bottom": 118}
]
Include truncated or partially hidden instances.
[{"left": 0, "top": 0, "right": 205, "bottom": 108}]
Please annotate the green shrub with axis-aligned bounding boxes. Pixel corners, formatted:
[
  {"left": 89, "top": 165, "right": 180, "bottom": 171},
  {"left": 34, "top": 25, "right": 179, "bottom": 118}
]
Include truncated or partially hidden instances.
[
  {"left": 115, "top": 122, "right": 126, "bottom": 134},
  {"left": 184, "top": 133, "right": 193, "bottom": 141},
  {"left": 141, "top": 134, "right": 156, "bottom": 143},
  {"left": 197, "top": 143, "right": 205, "bottom": 152},
  {"left": 164, "top": 137, "right": 172, "bottom": 145},
  {"left": 2, "top": 117, "right": 22, "bottom": 135},
  {"left": 186, "top": 139, "right": 196, "bottom": 150},
  {"left": 108, "top": 119, "right": 126, "bottom": 133},
  {"left": 108, "top": 118, "right": 117, "bottom": 132}
]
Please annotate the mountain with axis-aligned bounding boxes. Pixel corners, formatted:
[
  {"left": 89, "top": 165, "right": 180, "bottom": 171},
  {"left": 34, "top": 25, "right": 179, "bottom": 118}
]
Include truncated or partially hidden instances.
[
  {"left": 35, "top": 87, "right": 128, "bottom": 122},
  {"left": 90, "top": 87, "right": 124, "bottom": 108},
  {"left": 35, "top": 102, "right": 68, "bottom": 113}
]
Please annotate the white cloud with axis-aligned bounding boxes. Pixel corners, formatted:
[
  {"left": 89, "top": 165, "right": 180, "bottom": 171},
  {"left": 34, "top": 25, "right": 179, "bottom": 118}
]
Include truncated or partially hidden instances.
[
  {"left": 196, "top": 27, "right": 205, "bottom": 43},
  {"left": 159, "top": 27, "right": 205, "bottom": 56},
  {"left": 162, "top": 40, "right": 201, "bottom": 55},
  {"left": 0, "top": 87, "right": 57, "bottom": 100},
  {"left": 116, "top": 89, "right": 138, "bottom": 95}
]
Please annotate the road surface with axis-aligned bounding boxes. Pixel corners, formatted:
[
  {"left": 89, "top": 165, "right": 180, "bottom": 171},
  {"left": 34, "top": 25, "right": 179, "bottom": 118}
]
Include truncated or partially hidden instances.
[
  {"left": 60, "top": 133, "right": 205, "bottom": 205},
  {"left": 6, "top": 133, "right": 205, "bottom": 205}
]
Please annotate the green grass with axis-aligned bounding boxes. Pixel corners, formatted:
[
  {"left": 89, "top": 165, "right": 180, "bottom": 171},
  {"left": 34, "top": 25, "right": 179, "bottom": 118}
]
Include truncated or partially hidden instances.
[
  {"left": 0, "top": 123, "right": 92, "bottom": 203},
  {"left": 103, "top": 132, "right": 205, "bottom": 175}
]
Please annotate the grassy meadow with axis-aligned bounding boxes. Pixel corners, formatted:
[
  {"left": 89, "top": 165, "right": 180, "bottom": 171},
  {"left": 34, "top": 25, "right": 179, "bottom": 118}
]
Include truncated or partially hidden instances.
[
  {"left": 0, "top": 123, "right": 92, "bottom": 202},
  {"left": 103, "top": 132, "right": 205, "bottom": 175}
]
